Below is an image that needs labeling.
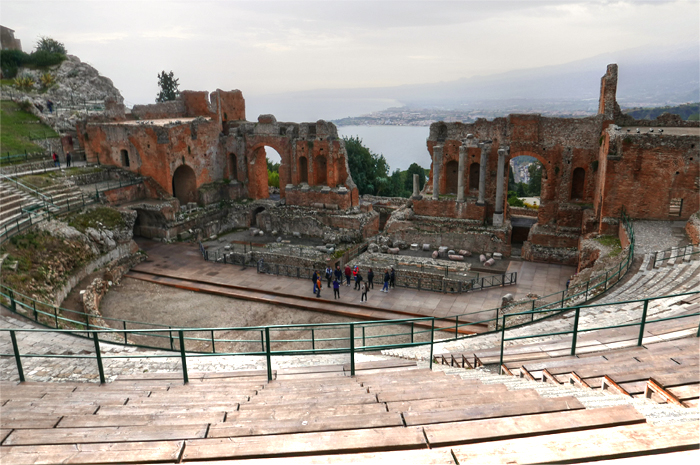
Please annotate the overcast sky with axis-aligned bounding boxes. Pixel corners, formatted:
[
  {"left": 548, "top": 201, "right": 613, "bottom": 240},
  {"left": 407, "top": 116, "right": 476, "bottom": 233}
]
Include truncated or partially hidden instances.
[{"left": 2, "top": 0, "right": 698, "bottom": 107}]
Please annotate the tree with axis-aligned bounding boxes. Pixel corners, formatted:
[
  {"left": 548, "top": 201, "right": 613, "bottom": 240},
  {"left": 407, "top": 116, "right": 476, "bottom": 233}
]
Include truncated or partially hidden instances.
[
  {"left": 344, "top": 136, "right": 390, "bottom": 196},
  {"left": 35, "top": 37, "right": 67, "bottom": 55},
  {"left": 528, "top": 162, "right": 543, "bottom": 196},
  {"left": 404, "top": 162, "right": 426, "bottom": 194},
  {"left": 156, "top": 71, "right": 180, "bottom": 103}
]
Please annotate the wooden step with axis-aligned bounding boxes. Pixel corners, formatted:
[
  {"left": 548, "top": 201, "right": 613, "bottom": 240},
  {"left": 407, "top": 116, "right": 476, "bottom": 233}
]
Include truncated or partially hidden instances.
[
  {"left": 450, "top": 422, "right": 699, "bottom": 464},
  {"left": 3, "top": 424, "right": 208, "bottom": 446},
  {"left": 0, "top": 440, "right": 183, "bottom": 464},
  {"left": 227, "top": 403, "right": 388, "bottom": 421},
  {"left": 387, "top": 389, "right": 542, "bottom": 413},
  {"left": 57, "top": 412, "right": 225, "bottom": 428}
]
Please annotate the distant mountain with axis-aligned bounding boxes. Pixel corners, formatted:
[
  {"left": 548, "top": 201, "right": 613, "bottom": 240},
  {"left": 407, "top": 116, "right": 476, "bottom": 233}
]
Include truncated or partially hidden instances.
[
  {"left": 623, "top": 102, "right": 699, "bottom": 121},
  {"left": 251, "top": 42, "right": 699, "bottom": 121}
]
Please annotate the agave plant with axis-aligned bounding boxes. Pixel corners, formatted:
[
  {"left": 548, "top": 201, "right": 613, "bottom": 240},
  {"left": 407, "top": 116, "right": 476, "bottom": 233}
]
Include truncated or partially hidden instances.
[
  {"left": 39, "top": 72, "right": 56, "bottom": 89},
  {"left": 13, "top": 75, "right": 35, "bottom": 91}
]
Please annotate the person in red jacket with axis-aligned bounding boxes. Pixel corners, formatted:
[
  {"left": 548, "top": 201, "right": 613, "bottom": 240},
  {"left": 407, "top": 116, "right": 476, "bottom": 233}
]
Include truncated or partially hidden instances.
[{"left": 344, "top": 265, "right": 352, "bottom": 286}]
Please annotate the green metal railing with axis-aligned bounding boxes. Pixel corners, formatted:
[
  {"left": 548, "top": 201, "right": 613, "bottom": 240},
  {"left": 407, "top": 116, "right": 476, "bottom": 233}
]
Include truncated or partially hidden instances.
[
  {"left": 652, "top": 245, "right": 699, "bottom": 268},
  {"left": 498, "top": 291, "right": 700, "bottom": 366}
]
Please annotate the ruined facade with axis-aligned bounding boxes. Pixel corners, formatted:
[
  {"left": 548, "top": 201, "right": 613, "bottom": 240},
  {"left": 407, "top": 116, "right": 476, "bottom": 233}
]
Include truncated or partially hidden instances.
[
  {"left": 77, "top": 90, "right": 359, "bottom": 211},
  {"left": 388, "top": 64, "right": 699, "bottom": 264}
]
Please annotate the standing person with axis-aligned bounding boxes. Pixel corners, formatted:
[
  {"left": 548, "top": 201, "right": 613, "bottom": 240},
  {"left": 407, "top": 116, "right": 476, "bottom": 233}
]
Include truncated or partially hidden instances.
[
  {"left": 382, "top": 269, "right": 390, "bottom": 292},
  {"left": 334, "top": 265, "right": 342, "bottom": 284},
  {"left": 390, "top": 267, "right": 396, "bottom": 289},
  {"left": 361, "top": 281, "right": 369, "bottom": 302},
  {"left": 52, "top": 152, "right": 59, "bottom": 167},
  {"left": 46, "top": 99, "right": 54, "bottom": 113},
  {"left": 352, "top": 266, "right": 358, "bottom": 288},
  {"left": 325, "top": 266, "right": 333, "bottom": 289},
  {"left": 333, "top": 277, "right": 340, "bottom": 299},
  {"left": 344, "top": 264, "right": 352, "bottom": 286},
  {"left": 367, "top": 268, "right": 374, "bottom": 289},
  {"left": 312, "top": 270, "right": 318, "bottom": 294},
  {"left": 66, "top": 152, "right": 72, "bottom": 168},
  {"left": 355, "top": 271, "right": 363, "bottom": 291},
  {"left": 316, "top": 275, "right": 322, "bottom": 298}
]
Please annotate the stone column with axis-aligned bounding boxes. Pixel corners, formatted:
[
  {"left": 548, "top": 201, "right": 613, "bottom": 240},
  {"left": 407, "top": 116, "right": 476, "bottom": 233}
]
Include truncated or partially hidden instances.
[
  {"left": 493, "top": 148, "right": 506, "bottom": 227},
  {"left": 432, "top": 145, "right": 443, "bottom": 200},
  {"left": 412, "top": 173, "right": 421, "bottom": 199},
  {"left": 457, "top": 145, "right": 466, "bottom": 202},
  {"left": 477, "top": 142, "right": 489, "bottom": 206}
]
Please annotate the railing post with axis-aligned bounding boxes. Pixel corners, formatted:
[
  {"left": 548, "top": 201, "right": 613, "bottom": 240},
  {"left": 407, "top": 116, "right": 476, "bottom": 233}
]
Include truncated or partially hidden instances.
[
  {"left": 455, "top": 315, "right": 459, "bottom": 338},
  {"left": 122, "top": 321, "right": 127, "bottom": 344},
  {"left": 604, "top": 271, "right": 608, "bottom": 291},
  {"left": 349, "top": 323, "right": 356, "bottom": 376},
  {"left": 178, "top": 330, "right": 189, "bottom": 384},
  {"left": 429, "top": 318, "right": 435, "bottom": 370},
  {"left": 9, "top": 289, "right": 16, "bottom": 313},
  {"left": 211, "top": 330, "right": 216, "bottom": 353},
  {"left": 311, "top": 328, "right": 315, "bottom": 352},
  {"left": 54, "top": 306, "right": 58, "bottom": 328},
  {"left": 93, "top": 332, "right": 106, "bottom": 384},
  {"left": 10, "top": 330, "right": 25, "bottom": 382},
  {"left": 33, "top": 301, "right": 37, "bottom": 321},
  {"left": 265, "top": 327, "right": 272, "bottom": 382},
  {"left": 571, "top": 307, "right": 580, "bottom": 356},
  {"left": 410, "top": 322, "right": 414, "bottom": 343},
  {"left": 260, "top": 330, "right": 265, "bottom": 352},
  {"left": 499, "top": 315, "right": 506, "bottom": 367},
  {"left": 362, "top": 326, "right": 366, "bottom": 347},
  {"left": 585, "top": 280, "right": 589, "bottom": 301},
  {"left": 637, "top": 299, "right": 649, "bottom": 346}
]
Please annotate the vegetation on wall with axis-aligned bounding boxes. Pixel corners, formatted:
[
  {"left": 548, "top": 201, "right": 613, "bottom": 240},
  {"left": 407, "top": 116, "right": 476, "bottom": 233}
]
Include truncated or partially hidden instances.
[
  {"left": 156, "top": 70, "right": 180, "bottom": 103},
  {"left": 0, "top": 100, "right": 59, "bottom": 154},
  {"left": 0, "top": 37, "right": 67, "bottom": 79}
]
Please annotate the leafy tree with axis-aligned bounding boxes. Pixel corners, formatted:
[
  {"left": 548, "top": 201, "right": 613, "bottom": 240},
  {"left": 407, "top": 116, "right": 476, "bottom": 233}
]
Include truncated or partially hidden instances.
[
  {"left": 404, "top": 162, "right": 426, "bottom": 194},
  {"left": 527, "top": 162, "right": 543, "bottom": 196},
  {"left": 508, "top": 164, "right": 516, "bottom": 192},
  {"left": 268, "top": 169, "right": 279, "bottom": 188},
  {"left": 156, "top": 71, "right": 180, "bottom": 103},
  {"left": 508, "top": 190, "right": 525, "bottom": 207},
  {"left": 267, "top": 159, "right": 279, "bottom": 173},
  {"left": 35, "top": 37, "right": 67, "bottom": 55},
  {"left": 344, "top": 136, "right": 390, "bottom": 196}
]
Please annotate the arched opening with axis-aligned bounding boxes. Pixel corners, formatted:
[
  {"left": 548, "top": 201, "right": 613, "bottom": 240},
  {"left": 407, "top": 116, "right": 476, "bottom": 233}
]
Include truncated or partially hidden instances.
[
  {"left": 229, "top": 153, "right": 238, "bottom": 181},
  {"left": 172, "top": 165, "right": 197, "bottom": 205},
  {"left": 468, "top": 162, "right": 480, "bottom": 192},
  {"left": 571, "top": 167, "right": 586, "bottom": 200},
  {"left": 507, "top": 155, "right": 544, "bottom": 258},
  {"left": 251, "top": 206, "right": 266, "bottom": 229},
  {"left": 445, "top": 160, "right": 459, "bottom": 195},
  {"left": 265, "top": 147, "right": 282, "bottom": 199},
  {"left": 315, "top": 154, "right": 327, "bottom": 185},
  {"left": 298, "top": 156, "right": 308, "bottom": 184},
  {"left": 121, "top": 149, "right": 130, "bottom": 167}
]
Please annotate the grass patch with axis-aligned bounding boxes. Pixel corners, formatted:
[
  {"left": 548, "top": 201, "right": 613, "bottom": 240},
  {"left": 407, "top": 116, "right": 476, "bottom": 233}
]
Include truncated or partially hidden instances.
[
  {"left": 595, "top": 235, "right": 622, "bottom": 257},
  {"left": 0, "top": 100, "right": 59, "bottom": 155},
  {"left": 68, "top": 207, "right": 126, "bottom": 233},
  {"left": 1, "top": 229, "right": 95, "bottom": 298}
]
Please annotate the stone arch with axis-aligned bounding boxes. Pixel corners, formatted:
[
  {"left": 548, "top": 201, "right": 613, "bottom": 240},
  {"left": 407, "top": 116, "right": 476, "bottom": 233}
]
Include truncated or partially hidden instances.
[
  {"left": 469, "top": 162, "right": 480, "bottom": 192},
  {"left": 247, "top": 142, "right": 287, "bottom": 200},
  {"left": 314, "top": 154, "right": 327, "bottom": 185},
  {"left": 445, "top": 159, "right": 459, "bottom": 194},
  {"left": 120, "top": 149, "right": 130, "bottom": 168},
  {"left": 507, "top": 151, "right": 550, "bottom": 198},
  {"left": 571, "top": 167, "right": 586, "bottom": 200},
  {"left": 229, "top": 153, "right": 238, "bottom": 181},
  {"left": 172, "top": 164, "right": 197, "bottom": 205},
  {"left": 251, "top": 206, "right": 265, "bottom": 229},
  {"left": 298, "top": 156, "right": 309, "bottom": 184}
]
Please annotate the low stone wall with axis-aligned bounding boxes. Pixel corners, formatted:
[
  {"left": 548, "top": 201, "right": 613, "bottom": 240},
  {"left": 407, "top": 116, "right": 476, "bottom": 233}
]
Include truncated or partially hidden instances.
[
  {"left": 509, "top": 207, "right": 538, "bottom": 218},
  {"left": 412, "top": 198, "right": 486, "bottom": 221}
]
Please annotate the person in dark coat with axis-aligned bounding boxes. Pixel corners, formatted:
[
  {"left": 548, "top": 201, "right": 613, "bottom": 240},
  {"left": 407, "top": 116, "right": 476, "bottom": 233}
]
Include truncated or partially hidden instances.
[
  {"left": 333, "top": 278, "right": 340, "bottom": 299},
  {"left": 367, "top": 268, "right": 374, "bottom": 289},
  {"left": 312, "top": 270, "right": 318, "bottom": 294},
  {"left": 66, "top": 152, "right": 72, "bottom": 168},
  {"left": 361, "top": 281, "right": 369, "bottom": 302},
  {"left": 52, "top": 152, "right": 59, "bottom": 167},
  {"left": 390, "top": 267, "right": 396, "bottom": 289},
  {"left": 325, "top": 266, "right": 333, "bottom": 289},
  {"left": 355, "top": 272, "right": 363, "bottom": 291},
  {"left": 334, "top": 265, "right": 342, "bottom": 283},
  {"left": 344, "top": 265, "right": 352, "bottom": 286},
  {"left": 382, "top": 270, "right": 390, "bottom": 292}
]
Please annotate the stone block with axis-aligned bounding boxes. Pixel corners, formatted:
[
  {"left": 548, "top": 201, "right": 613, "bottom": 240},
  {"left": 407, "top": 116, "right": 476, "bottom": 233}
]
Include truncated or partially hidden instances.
[
  {"left": 258, "top": 230, "right": 264, "bottom": 236},
  {"left": 448, "top": 249, "right": 455, "bottom": 255},
  {"left": 325, "top": 243, "right": 336, "bottom": 249},
  {"left": 321, "top": 186, "right": 331, "bottom": 193},
  {"left": 458, "top": 249, "right": 469, "bottom": 256},
  {"left": 325, "top": 203, "right": 339, "bottom": 210},
  {"left": 485, "top": 258, "right": 496, "bottom": 266},
  {"left": 449, "top": 254, "right": 464, "bottom": 261},
  {"left": 410, "top": 243, "right": 419, "bottom": 250},
  {"left": 178, "top": 231, "right": 191, "bottom": 241},
  {"left": 292, "top": 231, "right": 301, "bottom": 238},
  {"left": 387, "top": 247, "right": 400, "bottom": 255},
  {"left": 432, "top": 250, "right": 439, "bottom": 259},
  {"left": 480, "top": 254, "right": 487, "bottom": 263},
  {"left": 313, "top": 202, "right": 325, "bottom": 209},
  {"left": 249, "top": 229, "right": 259, "bottom": 236},
  {"left": 271, "top": 230, "right": 278, "bottom": 236},
  {"left": 224, "top": 245, "right": 231, "bottom": 251},
  {"left": 338, "top": 186, "right": 348, "bottom": 193},
  {"left": 493, "top": 252, "right": 503, "bottom": 259},
  {"left": 277, "top": 237, "right": 282, "bottom": 242},
  {"left": 368, "top": 243, "right": 380, "bottom": 253},
  {"left": 423, "top": 244, "right": 431, "bottom": 251}
]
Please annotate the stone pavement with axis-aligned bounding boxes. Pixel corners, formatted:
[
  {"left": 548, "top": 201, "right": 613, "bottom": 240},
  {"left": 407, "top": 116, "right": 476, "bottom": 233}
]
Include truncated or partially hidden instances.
[
  {"left": 632, "top": 220, "right": 690, "bottom": 255},
  {"left": 132, "top": 239, "right": 576, "bottom": 323}
]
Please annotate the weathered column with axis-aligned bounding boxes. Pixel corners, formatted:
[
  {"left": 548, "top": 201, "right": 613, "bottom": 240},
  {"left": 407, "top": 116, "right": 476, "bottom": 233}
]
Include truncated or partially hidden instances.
[
  {"left": 457, "top": 145, "right": 466, "bottom": 202},
  {"left": 432, "top": 145, "right": 443, "bottom": 200},
  {"left": 493, "top": 148, "right": 506, "bottom": 227},
  {"left": 477, "top": 142, "right": 489, "bottom": 206},
  {"left": 412, "top": 173, "right": 421, "bottom": 198}
]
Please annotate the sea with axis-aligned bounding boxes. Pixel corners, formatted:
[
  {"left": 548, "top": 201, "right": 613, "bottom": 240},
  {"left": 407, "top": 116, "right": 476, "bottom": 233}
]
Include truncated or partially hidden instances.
[{"left": 336, "top": 125, "right": 431, "bottom": 172}]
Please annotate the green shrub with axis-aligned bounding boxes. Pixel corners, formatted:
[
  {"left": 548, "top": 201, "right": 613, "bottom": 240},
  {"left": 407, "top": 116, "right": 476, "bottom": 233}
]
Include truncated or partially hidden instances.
[
  {"left": 30, "top": 50, "right": 66, "bottom": 68},
  {"left": 13, "top": 75, "right": 34, "bottom": 91},
  {"left": 268, "top": 169, "right": 280, "bottom": 188},
  {"left": 68, "top": 207, "right": 126, "bottom": 232},
  {"left": 39, "top": 72, "right": 56, "bottom": 89},
  {"left": 35, "top": 37, "right": 67, "bottom": 55}
]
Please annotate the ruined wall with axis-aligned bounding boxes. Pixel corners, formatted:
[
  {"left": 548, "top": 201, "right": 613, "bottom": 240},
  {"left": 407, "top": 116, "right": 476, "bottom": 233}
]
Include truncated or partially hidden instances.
[{"left": 686, "top": 213, "right": 700, "bottom": 246}]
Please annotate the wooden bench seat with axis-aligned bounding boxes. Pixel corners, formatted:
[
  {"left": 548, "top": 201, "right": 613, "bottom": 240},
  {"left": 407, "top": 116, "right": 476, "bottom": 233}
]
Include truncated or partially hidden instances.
[
  {"left": 3, "top": 423, "right": 208, "bottom": 446},
  {"left": 424, "top": 405, "right": 645, "bottom": 447},
  {"left": 387, "top": 389, "right": 543, "bottom": 413},
  {"left": 402, "top": 397, "right": 585, "bottom": 427},
  {"left": 94, "top": 405, "right": 237, "bottom": 415},
  {"left": 209, "top": 412, "right": 403, "bottom": 438},
  {"left": 227, "top": 403, "right": 388, "bottom": 421},
  {"left": 183, "top": 426, "right": 427, "bottom": 461},
  {"left": 57, "top": 412, "right": 225, "bottom": 428},
  {"left": 240, "top": 394, "right": 378, "bottom": 409},
  {"left": 374, "top": 385, "right": 508, "bottom": 404},
  {"left": 0, "top": 440, "right": 184, "bottom": 464},
  {"left": 450, "top": 422, "right": 699, "bottom": 464},
  {"left": 0, "top": 416, "right": 62, "bottom": 429}
]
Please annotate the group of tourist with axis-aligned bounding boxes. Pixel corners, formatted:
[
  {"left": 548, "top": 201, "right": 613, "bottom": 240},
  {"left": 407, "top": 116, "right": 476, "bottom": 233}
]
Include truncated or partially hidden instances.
[
  {"left": 311, "top": 265, "right": 396, "bottom": 302},
  {"left": 51, "top": 151, "right": 72, "bottom": 168}
]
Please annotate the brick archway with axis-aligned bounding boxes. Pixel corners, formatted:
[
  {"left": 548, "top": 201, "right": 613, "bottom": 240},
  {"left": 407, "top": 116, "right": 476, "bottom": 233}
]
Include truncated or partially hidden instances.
[{"left": 172, "top": 164, "right": 197, "bottom": 205}]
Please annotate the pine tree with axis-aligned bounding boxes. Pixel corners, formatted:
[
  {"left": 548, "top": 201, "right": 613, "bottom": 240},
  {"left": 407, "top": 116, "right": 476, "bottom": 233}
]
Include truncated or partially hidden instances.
[{"left": 156, "top": 71, "right": 180, "bottom": 103}]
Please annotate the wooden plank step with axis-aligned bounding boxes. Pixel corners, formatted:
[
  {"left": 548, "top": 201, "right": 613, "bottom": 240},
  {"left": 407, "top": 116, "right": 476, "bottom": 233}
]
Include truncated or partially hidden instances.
[
  {"left": 0, "top": 440, "right": 183, "bottom": 464},
  {"left": 227, "top": 403, "right": 388, "bottom": 421},
  {"left": 127, "top": 393, "right": 252, "bottom": 403},
  {"left": 402, "top": 397, "right": 585, "bottom": 427},
  {"left": 424, "top": 405, "right": 645, "bottom": 447},
  {"left": 4, "top": 424, "right": 208, "bottom": 446},
  {"left": 667, "top": 384, "right": 700, "bottom": 401},
  {"left": 342, "top": 360, "right": 418, "bottom": 372},
  {"left": 0, "top": 405, "right": 99, "bottom": 416},
  {"left": 209, "top": 412, "right": 403, "bottom": 438},
  {"left": 95, "top": 405, "right": 236, "bottom": 415},
  {"left": 0, "top": 416, "right": 61, "bottom": 429},
  {"left": 388, "top": 390, "right": 543, "bottom": 413},
  {"left": 257, "top": 385, "right": 367, "bottom": 395},
  {"left": 57, "top": 412, "right": 225, "bottom": 428},
  {"left": 450, "top": 422, "right": 699, "bottom": 464},
  {"left": 183, "top": 426, "right": 427, "bottom": 461},
  {"left": 241, "top": 395, "right": 377, "bottom": 409},
  {"left": 376, "top": 386, "right": 508, "bottom": 403},
  {"left": 275, "top": 372, "right": 348, "bottom": 381},
  {"left": 1, "top": 428, "right": 14, "bottom": 443},
  {"left": 519, "top": 355, "right": 609, "bottom": 372},
  {"left": 275, "top": 365, "right": 345, "bottom": 375}
]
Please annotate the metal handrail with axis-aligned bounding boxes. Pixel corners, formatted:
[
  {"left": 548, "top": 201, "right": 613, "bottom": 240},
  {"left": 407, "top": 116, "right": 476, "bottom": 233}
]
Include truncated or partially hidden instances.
[{"left": 0, "top": 172, "right": 54, "bottom": 203}]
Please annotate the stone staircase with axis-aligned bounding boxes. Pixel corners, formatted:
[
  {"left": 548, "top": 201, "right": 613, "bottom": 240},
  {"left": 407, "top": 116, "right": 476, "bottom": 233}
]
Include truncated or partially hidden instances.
[{"left": 0, "top": 180, "right": 50, "bottom": 238}]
